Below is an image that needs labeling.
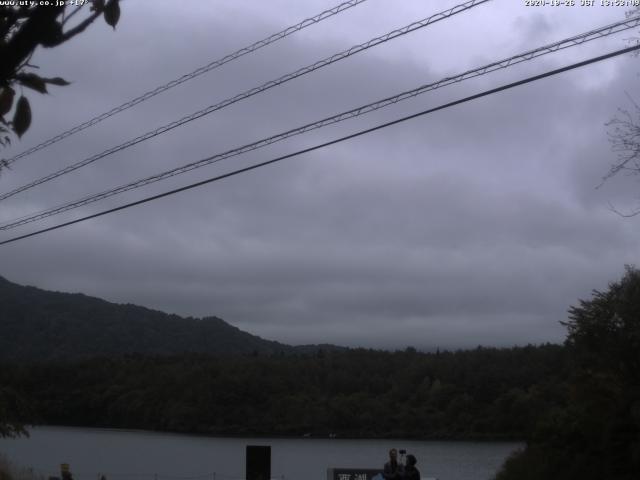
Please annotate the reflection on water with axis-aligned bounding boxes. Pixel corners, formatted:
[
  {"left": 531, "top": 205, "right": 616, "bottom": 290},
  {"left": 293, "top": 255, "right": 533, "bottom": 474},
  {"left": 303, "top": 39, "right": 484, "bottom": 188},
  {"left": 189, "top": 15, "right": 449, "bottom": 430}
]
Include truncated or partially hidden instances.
[{"left": 0, "top": 426, "right": 520, "bottom": 480}]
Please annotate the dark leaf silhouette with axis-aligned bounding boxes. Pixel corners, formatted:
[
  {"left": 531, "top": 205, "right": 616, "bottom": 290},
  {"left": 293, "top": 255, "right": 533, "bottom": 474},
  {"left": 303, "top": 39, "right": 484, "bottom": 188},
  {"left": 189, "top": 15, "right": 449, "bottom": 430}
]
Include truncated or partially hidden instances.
[
  {"left": 16, "top": 73, "right": 48, "bottom": 94},
  {"left": 104, "top": 0, "right": 120, "bottom": 29},
  {"left": 0, "top": 87, "right": 15, "bottom": 116},
  {"left": 12, "top": 96, "right": 31, "bottom": 138},
  {"left": 43, "top": 77, "right": 71, "bottom": 86}
]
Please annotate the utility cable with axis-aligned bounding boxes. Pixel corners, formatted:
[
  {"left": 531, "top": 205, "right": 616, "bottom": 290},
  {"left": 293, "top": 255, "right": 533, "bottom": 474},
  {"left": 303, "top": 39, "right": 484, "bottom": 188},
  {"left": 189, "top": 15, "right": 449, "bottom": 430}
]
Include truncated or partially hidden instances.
[
  {"left": 1, "top": 0, "right": 371, "bottom": 167},
  {"left": 2, "top": 14, "right": 638, "bottom": 231},
  {"left": 1, "top": 43, "right": 637, "bottom": 247},
  {"left": 0, "top": 0, "right": 491, "bottom": 202}
]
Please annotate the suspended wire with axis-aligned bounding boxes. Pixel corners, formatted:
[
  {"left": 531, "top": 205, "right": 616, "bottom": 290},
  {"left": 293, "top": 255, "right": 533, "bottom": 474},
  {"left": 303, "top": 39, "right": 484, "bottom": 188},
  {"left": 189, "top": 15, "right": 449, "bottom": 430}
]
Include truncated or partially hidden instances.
[
  {"left": 1, "top": 0, "right": 371, "bottom": 167},
  {"left": 2, "top": 14, "right": 638, "bottom": 232},
  {"left": 0, "top": 0, "right": 492, "bottom": 202},
  {"left": 1, "top": 43, "right": 638, "bottom": 247}
]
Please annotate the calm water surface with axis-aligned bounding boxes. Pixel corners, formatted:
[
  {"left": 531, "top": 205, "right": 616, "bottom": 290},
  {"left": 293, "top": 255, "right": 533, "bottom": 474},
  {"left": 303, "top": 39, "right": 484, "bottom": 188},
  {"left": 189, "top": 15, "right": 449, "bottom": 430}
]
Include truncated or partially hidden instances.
[{"left": 0, "top": 427, "right": 520, "bottom": 480}]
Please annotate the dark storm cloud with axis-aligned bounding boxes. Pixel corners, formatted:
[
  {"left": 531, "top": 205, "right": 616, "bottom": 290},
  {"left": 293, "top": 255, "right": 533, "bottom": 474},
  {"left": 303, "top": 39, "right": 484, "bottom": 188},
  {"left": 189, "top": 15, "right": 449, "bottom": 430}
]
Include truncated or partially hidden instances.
[{"left": 1, "top": 0, "right": 639, "bottom": 349}]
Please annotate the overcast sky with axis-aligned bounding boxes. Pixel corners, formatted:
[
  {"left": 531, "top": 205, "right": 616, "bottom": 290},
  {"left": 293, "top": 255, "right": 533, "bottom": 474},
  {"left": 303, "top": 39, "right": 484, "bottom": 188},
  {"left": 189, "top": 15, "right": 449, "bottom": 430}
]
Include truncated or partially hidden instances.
[{"left": 1, "top": 0, "right": 639, "bottom": 350}]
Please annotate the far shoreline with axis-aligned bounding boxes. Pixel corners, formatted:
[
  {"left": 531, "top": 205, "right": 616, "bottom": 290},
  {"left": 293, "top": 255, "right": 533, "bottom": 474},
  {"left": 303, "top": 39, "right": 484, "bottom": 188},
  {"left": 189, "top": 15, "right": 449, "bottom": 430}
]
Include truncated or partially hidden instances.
[{"left": 15, "top": 424, "right": 526, "bottom": 443}]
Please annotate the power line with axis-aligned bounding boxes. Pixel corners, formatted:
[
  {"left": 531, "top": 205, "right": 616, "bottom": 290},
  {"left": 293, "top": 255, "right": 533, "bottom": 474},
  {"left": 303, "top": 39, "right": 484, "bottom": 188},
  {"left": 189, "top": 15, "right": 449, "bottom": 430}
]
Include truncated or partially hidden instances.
[
  {"left": 2, "top": 14, "right": 639, "bottom": 231},
  {"left": 1, "top": 0, "right": 370, "bottom": 167},
  {"left": 0, "top": 0, "right": 491, "bottom": 202},
  {"left": 1, "top": 43, "right": 637, "bottom": 247}
]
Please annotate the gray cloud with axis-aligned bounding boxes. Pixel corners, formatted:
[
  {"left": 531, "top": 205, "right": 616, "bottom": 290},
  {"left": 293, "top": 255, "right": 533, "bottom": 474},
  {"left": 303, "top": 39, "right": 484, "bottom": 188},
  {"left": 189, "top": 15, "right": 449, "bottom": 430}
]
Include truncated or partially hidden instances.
[{"left": 1, "top": 0, "right": 639, "bottom": 350}]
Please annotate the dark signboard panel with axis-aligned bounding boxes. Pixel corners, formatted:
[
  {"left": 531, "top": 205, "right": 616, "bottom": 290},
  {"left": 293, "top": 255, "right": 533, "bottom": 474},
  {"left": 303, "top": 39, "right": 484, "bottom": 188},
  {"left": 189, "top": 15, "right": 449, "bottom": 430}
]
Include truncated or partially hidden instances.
[{"left": 246, "top": 445, "right": 271, "bottom": 480}]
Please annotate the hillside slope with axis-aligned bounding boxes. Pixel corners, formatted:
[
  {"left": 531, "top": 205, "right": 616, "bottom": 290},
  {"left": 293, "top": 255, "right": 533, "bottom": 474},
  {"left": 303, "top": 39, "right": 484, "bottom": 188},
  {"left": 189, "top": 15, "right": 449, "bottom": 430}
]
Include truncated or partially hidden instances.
[{"left": 0, "top": 275, "right": 295, "bottom": 361}]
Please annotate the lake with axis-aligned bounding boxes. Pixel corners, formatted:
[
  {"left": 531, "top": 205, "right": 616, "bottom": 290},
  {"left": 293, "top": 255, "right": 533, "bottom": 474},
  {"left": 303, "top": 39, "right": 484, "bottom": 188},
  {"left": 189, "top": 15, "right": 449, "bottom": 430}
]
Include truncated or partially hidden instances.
[{"left": 0, "top": 427, "right": 520, "bottom": 480}]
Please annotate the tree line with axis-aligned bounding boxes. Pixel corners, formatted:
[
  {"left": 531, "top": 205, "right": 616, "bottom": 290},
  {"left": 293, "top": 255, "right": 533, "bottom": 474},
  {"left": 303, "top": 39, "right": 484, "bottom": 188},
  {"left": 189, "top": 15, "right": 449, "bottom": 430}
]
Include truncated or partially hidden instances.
[{"left": 1, "top": 343, "right": 567, "bottom": 439}]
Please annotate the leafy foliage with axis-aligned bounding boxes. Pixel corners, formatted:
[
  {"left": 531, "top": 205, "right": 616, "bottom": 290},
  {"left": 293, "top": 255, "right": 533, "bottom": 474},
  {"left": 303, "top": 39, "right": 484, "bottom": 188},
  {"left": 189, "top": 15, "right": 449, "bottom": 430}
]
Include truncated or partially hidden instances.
[
  {"left": 0, "top": 387, "right": 30, "bottom": 438},
  {"left": 0, "top": 1, "right": 120, "bottom": 151},
  {"left": 0, "top": 453, "right": 42, "bottom": 480},
  {"left": 495, "top": 267, "right": 640, "bottom": 480}
]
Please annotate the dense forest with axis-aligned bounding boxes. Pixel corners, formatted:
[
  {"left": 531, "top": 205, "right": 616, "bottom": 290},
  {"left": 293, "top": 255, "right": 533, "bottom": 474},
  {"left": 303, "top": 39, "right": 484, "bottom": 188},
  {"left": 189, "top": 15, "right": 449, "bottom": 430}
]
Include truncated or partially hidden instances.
[{"left": 0, "top": 344, "right": 567, "bottom": 439}]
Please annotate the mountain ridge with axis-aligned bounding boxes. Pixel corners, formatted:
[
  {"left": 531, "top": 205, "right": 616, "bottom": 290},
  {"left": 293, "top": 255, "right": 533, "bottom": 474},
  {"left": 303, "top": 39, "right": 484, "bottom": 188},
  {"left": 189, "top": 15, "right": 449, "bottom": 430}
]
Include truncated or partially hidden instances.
[{"left": 0, "top": 275, "right": 338, "bottom": 361}]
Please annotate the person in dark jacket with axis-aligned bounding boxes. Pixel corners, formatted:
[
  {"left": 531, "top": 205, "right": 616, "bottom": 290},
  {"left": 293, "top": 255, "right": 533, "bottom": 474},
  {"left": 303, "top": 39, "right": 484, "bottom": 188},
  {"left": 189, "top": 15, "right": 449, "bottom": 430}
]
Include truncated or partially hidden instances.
[
  {"left": 402, "top": 454, "right": 420, "bottom": 480},
  {"left": 383, "top": 448, "right": 403, "bottom": 480}
]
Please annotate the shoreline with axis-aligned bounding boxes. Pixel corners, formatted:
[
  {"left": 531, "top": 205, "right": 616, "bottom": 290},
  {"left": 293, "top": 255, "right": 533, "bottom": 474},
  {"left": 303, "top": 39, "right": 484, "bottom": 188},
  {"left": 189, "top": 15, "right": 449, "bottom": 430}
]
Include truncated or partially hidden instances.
[{"left": 18, "top": 424, "right": 525, "bottom": 443}]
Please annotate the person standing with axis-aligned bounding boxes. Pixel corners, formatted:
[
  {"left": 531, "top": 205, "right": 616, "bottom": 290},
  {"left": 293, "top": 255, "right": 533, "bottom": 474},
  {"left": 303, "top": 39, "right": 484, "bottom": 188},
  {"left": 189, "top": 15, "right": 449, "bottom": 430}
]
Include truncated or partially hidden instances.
[
  {"left": 383, "top": 448, "right": 403, "bottom": 480},
  {"left": 402, "top": 454, "right": 420, "bottom": 480}
]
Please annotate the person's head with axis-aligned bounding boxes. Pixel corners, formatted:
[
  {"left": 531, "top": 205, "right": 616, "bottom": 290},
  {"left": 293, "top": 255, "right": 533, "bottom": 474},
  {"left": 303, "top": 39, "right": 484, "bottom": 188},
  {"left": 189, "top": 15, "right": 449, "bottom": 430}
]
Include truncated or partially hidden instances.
[
  {"left": 389, "top": 448, "right": 398, "bottom": 462},
  {"left": 406, "top": 454, "right": 417, "bottom": 467}
]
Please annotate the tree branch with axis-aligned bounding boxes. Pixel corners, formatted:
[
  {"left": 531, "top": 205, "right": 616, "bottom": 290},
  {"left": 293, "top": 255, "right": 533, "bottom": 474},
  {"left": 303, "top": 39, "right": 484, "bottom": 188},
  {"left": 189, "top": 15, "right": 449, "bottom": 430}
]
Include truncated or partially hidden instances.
[
  {"left": 61, "top": 4, "right": 85, "bottom": 26},
  {"left": 602, "top": 95, "right": 640, "bottom": 187},
  {"left": 59, "top": 8, "right": 103, "bottom": 43},
  {"left": 607, "top": 201, "right": 640, "bottom": 218}
]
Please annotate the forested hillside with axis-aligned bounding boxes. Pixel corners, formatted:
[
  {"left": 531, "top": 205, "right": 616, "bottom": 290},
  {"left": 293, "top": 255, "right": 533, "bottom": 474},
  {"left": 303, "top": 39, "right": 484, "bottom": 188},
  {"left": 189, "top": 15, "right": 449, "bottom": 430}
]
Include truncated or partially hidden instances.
[{"left": 0, "top": 275, "right": 297, "bottom": 360}]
